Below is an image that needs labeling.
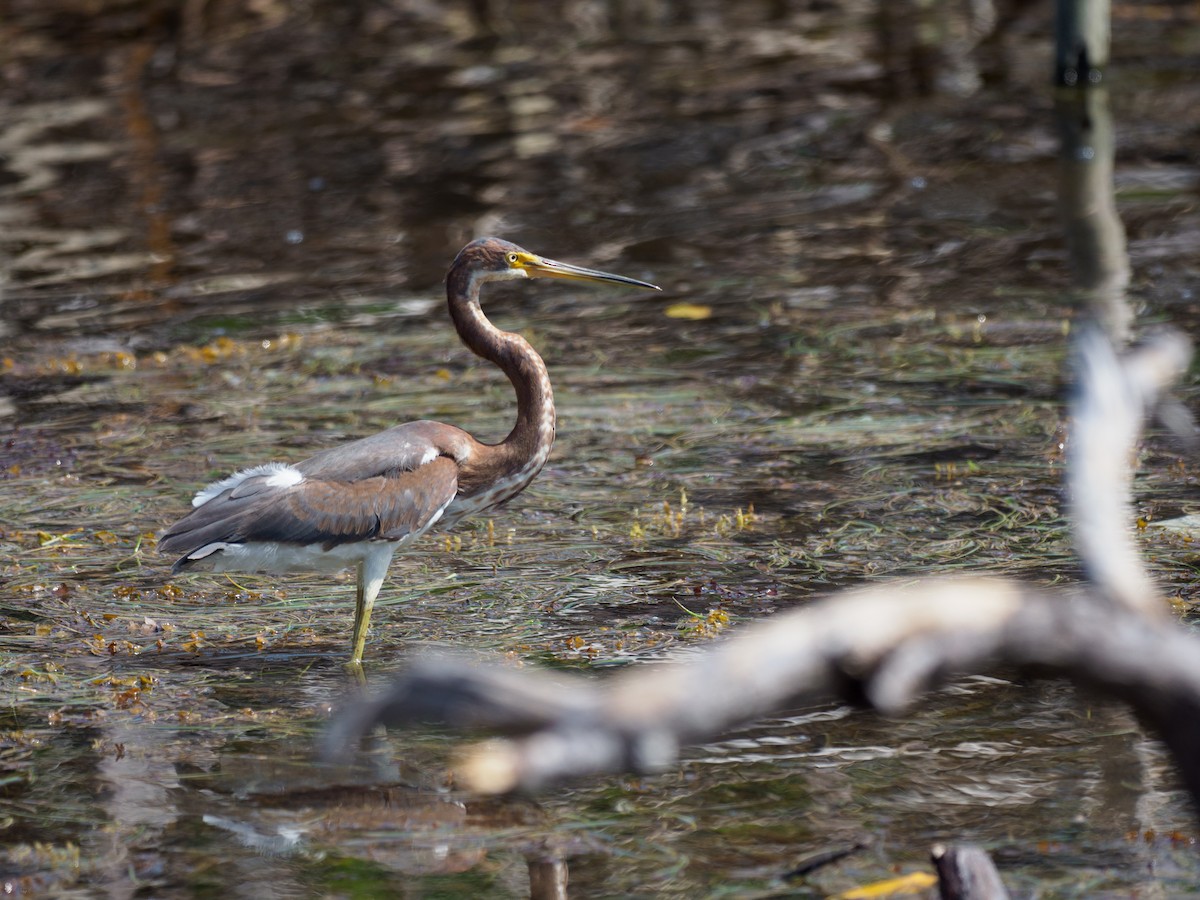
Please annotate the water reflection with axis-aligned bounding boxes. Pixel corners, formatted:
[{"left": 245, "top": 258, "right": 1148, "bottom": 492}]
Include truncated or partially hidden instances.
[{"left": 1056, "top": 86, "right": 1131, "bottom": 342}]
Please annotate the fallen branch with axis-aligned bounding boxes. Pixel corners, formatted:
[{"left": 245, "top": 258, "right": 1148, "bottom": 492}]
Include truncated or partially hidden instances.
[
  {"left": 1068, "top": 326, "right": 1190, "bottom": 615},
  {"left": 325, "top": 579, "right": 1200, "bottom": 799},
  {"left": 324, "top": 329, "right": 1199, "bottom": 801}
]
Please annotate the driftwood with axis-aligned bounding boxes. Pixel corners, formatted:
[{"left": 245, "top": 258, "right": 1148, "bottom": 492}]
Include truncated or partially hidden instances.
[
  {"left": 327, "top": 577, "right": 1200, "bottom": 801},
  {"left": 324, "top": 328, "right": 1200, "bottom": 808},
  {"left": 1067, "top": 326, "right": 1189, "bottom": 615}
]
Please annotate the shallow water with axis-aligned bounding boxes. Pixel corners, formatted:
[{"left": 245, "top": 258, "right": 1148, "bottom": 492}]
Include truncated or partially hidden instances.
[{"left": 4, "top": 1, "right": 1200, "bottom": 896}]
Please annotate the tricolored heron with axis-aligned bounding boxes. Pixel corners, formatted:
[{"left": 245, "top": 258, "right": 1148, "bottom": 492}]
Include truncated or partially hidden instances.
[{"left": 159, "top": 238, "right": 660, "bottom": 668}]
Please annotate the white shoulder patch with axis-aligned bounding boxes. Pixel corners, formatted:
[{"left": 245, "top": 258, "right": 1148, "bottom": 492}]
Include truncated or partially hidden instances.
[{"left": 191, "top": 462, "right": 305, "bottom": 508}]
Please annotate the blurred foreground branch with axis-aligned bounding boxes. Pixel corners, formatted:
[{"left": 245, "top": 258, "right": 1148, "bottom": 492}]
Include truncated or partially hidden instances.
[{"left": 326, "top": 329, "right": 1198, "bottom": 802}]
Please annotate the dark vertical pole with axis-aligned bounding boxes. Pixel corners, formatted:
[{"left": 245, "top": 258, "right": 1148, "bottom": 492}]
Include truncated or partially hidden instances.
[
  {"left": 1055, "top": 0, "right": 1110, "bottom": 86},
  {"left": 1056, "top": 88, "right": 1131, "bottom": 342},
  {"left": 1054, "top": 0, "right": 1127, "bottom": 341}
]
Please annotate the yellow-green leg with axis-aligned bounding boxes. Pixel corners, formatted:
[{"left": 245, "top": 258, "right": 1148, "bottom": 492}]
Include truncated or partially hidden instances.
[{"left": 348, "top": 547, "right": 396, "bottom": 672}]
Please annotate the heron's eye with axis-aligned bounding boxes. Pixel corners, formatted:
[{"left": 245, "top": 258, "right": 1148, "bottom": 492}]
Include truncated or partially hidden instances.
[{"left": 508, "top": 253, "right": 519, "bottom": 264}]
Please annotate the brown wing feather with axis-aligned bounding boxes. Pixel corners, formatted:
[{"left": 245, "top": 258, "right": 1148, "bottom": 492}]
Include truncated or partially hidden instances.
[
  {"left": 296, "top": 421, "right": 471, "bottom": 482},
  {"left": 160, "top": 457, "right": 460, "bottom": 556},
  {"left": 161, "top": 418, "right": 480, "bottom": 560},
  {"left": 276, "top": 457, "right": 460, "bottom": 546}
]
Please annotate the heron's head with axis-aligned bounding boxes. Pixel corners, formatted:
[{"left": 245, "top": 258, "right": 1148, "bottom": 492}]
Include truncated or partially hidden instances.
[{"left": 453, "top": 237, "right": 660, "bottom": 293}]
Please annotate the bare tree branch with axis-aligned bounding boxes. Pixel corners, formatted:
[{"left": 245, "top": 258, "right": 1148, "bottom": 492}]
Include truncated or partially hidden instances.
[
  {"left": 1069, "top": 326, "right": 1190, "bottom": 615},
  {"left": 324, "top": 329, "right": 1200, "bottom": 804},
  {"left": 325, "top": 580, "right": 1200, "bottom": 799}
]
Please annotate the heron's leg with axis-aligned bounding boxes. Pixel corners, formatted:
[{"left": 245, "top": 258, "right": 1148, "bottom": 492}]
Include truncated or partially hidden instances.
[
  {"left": 345, "top": 567, "right": 369, "bottom": 684},
  {"left": 349, "top": 546, "right": 395, "bottom": 669}
]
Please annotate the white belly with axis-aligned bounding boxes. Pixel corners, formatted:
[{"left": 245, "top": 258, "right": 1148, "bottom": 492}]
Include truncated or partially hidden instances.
[{"left": 184, "top": 538, "right": 407, "bottom": 575}]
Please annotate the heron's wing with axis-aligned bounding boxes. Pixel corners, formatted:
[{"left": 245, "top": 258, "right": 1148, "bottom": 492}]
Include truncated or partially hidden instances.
[
  {"left": 271, "top": 457, "right": 459, "bottom": 545},
  {"left": 295, "top": 421, "right": 468, "bottom": 482},
  {"left": 160, "top": 439, "right": 463, "bottom": 558}
]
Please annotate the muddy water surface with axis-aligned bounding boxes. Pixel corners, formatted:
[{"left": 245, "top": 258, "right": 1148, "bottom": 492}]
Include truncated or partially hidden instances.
[{"left": 4, "top": 2, "right": 1200, "bottom": 896}]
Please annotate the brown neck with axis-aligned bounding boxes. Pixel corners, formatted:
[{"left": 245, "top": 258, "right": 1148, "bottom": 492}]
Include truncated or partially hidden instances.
[{"left": 446, "top": 265, "right": 556, "bottom": 467}]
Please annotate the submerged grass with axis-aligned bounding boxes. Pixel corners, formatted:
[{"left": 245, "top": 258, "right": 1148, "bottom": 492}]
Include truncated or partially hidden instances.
[{"left": 5, "top": 292, "right": 1200, "bottom": 895}]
